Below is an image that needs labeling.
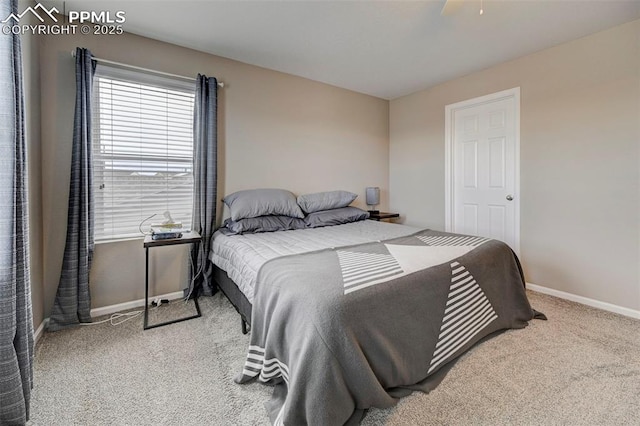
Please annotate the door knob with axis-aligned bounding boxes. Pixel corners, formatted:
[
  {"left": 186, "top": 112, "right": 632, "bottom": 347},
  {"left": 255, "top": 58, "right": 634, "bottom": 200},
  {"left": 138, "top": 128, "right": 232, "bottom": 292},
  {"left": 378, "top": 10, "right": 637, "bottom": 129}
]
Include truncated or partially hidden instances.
[{"left": 506, "top": 195, "right": 513, "bottom": 201}]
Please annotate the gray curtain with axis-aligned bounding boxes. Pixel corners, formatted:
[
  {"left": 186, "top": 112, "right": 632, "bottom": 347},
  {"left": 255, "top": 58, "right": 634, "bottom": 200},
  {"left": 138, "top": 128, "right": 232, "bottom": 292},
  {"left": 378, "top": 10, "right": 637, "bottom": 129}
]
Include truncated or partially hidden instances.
[
  {"left": 188, "top": 75, "right": 218, "bottom": 297},
  {"left": 0, "top": 0, "right": 34, "bottom": 422},
  {"left": 48, "top": 48, "right": 96, "bottom": 331}
]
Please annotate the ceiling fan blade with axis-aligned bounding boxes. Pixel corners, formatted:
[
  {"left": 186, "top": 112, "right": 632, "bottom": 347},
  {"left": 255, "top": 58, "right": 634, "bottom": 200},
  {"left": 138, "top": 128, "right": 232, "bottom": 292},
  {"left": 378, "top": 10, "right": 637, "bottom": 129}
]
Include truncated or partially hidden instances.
[{"left": 441, "top": 0, "right": 466, "bottom": 16}]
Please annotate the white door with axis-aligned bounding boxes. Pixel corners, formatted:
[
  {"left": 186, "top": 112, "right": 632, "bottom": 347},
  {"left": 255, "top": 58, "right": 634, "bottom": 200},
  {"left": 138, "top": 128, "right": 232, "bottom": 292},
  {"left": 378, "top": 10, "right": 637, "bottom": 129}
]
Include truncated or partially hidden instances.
[{"left": 445, "top": 88, "right": 519, "bottom": 252}]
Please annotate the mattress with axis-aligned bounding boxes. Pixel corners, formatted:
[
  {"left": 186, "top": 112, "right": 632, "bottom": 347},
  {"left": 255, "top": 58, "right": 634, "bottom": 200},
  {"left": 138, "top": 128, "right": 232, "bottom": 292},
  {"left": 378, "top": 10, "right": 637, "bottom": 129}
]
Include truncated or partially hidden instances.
[{"left": 210, "top": 220, "right": 420, "bottom": 303}]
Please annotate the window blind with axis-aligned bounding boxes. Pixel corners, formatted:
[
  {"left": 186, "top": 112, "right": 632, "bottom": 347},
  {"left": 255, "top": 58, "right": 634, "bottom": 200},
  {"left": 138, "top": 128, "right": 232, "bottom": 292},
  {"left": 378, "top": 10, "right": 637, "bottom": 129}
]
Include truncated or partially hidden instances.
[{"left": 92, "top": 65, "right": 195, "bottom": 241}]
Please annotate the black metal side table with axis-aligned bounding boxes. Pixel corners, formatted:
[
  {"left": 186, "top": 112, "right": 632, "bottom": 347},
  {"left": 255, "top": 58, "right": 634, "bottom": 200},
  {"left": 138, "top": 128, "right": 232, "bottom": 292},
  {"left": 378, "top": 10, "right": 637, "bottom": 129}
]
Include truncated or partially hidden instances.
[{"left": 143, "top": 231, "right": 202, "bottom": 330}]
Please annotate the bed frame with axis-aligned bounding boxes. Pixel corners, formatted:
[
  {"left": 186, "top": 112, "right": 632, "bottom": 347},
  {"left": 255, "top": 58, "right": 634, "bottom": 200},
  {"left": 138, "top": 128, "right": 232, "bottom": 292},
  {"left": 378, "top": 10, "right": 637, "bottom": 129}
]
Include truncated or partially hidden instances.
[{"left": 213, "top": 264, "right": 252, "bottom": 334}]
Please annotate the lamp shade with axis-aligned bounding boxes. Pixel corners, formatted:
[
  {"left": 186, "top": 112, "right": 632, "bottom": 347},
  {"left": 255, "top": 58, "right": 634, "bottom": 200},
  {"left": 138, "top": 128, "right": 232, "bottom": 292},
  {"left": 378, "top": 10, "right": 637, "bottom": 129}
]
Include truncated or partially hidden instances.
[{"left": 365, "top": 187, "right": 380, "bottom": 206}]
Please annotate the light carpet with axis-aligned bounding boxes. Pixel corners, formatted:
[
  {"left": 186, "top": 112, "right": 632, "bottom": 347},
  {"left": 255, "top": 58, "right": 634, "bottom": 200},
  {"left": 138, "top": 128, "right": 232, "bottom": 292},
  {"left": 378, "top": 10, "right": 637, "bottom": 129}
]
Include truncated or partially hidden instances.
[{"left": 29, "top": 291, "right": 640, "bottom": 425}]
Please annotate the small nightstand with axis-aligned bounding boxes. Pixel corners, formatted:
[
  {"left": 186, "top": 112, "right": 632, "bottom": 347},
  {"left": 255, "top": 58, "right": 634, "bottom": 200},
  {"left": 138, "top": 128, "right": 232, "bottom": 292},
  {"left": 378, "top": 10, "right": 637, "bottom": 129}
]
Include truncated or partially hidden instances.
[
  {"left": 143, "top": 231, "right": 202, "bottom": 330},
  {"left": 368, "top": 212, "right": 400, "bottom": 221}
]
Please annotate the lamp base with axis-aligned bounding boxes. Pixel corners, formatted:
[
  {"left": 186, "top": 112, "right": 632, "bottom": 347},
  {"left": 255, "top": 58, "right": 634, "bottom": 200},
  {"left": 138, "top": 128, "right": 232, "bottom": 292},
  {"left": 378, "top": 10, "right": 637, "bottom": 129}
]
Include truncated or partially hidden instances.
[{"left": 368, "top": 210, "right": 380, "bottom": 214}]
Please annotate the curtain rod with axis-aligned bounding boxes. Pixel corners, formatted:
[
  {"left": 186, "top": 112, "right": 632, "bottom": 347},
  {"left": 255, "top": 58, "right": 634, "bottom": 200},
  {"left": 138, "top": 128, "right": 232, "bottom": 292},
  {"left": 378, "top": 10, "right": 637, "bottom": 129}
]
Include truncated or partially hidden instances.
[{"left": 70, "top": 50, "right": 224, "bottom": 88}]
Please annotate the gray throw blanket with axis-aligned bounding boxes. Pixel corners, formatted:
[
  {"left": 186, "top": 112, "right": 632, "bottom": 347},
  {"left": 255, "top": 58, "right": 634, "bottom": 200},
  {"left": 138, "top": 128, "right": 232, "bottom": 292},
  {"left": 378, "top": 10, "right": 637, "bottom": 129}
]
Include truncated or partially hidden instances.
[{"left": 236, "top": 230, "right": 542, "bottom": 425}]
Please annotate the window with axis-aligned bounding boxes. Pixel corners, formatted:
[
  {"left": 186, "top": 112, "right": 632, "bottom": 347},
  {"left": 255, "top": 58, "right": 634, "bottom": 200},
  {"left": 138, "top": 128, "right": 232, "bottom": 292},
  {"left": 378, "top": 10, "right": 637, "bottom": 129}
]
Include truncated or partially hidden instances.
[{"left": 92, "top": 65, "right": 195, "bottom": 241}]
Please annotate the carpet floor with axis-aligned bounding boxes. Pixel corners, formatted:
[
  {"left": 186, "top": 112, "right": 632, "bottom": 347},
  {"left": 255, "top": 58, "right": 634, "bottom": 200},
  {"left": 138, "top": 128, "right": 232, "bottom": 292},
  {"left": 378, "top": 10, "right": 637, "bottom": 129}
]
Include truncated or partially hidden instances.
[{"left": 29, "top": 291, "right": 640, "bottom": 425}]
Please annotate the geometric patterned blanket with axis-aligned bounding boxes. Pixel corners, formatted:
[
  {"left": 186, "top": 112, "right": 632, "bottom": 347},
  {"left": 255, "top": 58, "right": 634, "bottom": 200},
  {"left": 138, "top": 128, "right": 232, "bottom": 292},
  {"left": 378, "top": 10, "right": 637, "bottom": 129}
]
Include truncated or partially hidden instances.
[{"left": 236, "top": 230, "right": 539, "bottom": 425}]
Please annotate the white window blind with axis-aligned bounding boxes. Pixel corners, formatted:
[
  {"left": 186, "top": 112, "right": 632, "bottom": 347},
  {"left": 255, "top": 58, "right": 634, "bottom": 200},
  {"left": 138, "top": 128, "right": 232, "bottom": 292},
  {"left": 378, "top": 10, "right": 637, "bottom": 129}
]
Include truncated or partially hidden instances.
[{"left": 92, "top": 65, "right": 195, "bottom": 241}]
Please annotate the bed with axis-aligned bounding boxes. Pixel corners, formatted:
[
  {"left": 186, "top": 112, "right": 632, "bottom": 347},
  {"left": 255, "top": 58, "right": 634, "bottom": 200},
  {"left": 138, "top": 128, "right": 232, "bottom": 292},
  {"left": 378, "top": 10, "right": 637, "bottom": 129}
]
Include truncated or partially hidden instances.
[{"left": 211, "top": 218, "right": 543, "bottom": 425}]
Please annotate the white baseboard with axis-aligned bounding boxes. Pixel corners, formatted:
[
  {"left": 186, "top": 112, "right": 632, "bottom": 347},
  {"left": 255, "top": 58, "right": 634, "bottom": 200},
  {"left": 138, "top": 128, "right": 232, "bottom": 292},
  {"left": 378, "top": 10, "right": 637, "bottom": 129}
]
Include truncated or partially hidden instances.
[
  {"left": 526, "top": 282, "right": 640, "bottom": 320},
  {"left": 33, "top": 291, "right": 184, "bottom": 344},
  {"left": 34, "top": 318, "right": 48, "bottom": 344},
  {"left": 90, "top": 290, "right": 185, "bottom": 318}
]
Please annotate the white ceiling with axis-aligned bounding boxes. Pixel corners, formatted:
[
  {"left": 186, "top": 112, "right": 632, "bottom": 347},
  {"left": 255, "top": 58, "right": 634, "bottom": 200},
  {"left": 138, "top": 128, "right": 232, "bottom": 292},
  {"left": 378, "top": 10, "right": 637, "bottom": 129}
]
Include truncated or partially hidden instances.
[{"left": 46, "top": 0, "right": 640, "bottom": 99}]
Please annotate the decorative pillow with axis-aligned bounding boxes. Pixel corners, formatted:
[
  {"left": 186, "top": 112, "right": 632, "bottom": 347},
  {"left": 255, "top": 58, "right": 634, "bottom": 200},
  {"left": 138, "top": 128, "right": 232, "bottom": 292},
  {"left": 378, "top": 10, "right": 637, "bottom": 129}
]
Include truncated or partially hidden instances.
[
  {"left": 304, "top": 207, "right": 369, "bottom": 228},
  {"left": 297, "top": 190, "right": 358, "bottom": 214},
  {"left": 222, "top": 215, "right": 306, "bottom": 235},
  {"left": 223, "top": 188, "right": 304, "bottom": 221}
]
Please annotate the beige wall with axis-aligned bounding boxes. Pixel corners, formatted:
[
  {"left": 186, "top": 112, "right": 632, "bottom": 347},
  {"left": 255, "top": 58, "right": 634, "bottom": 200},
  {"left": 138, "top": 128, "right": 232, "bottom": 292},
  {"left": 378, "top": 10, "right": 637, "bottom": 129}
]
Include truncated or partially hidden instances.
[
  {"left": 39, "top": 30, "right": 389, "bottom": 315},
  {"left": 34, "top": 14, "right": 638, "bottom": 320},
  {"left": 19, "top": 0, "right": 44, "bottom": 329},
  {"left": 390, "top": 20, "right": 640, "bottom": 311}
]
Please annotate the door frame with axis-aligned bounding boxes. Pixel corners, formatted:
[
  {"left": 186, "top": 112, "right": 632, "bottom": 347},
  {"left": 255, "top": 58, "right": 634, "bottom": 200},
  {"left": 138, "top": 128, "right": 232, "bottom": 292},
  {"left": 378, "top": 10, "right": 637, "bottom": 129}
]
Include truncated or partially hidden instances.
[{"left": 444, "top": 87, "right": 521, "bottom": 254}]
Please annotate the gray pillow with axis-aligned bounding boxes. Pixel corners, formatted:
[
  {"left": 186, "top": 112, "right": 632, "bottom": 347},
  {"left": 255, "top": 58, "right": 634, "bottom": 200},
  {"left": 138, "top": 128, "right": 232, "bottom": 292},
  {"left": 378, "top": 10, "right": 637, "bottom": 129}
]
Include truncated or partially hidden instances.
[
  {"left": 222, "top": 215, "right": 306, "bottom": 235},
  {"left": 223, "top": 188, "right": 305, "bottom": 221},
  {"left": 297, "top": 190, "right": 358, "bottom": 214},
  {"left": 304, "top": 207, "right": 369, "bottom": 228}
]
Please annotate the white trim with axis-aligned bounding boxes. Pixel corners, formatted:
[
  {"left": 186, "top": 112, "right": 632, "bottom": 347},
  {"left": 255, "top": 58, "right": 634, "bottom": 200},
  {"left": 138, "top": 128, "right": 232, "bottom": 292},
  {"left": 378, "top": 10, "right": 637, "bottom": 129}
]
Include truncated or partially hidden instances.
[
  {"left": 444, "top": 87, "right": 521, "bottom": 255},
  {"left": 34, "top": 318, "right": 48, "bottom": 344},
  {"left": 444, "top": 100, "right": 453, "bottom": 232},
  {"left": 33, "top": 291, "right": 184, "bottom": 344},
  {"left": 526, "top": 282, "right": 640, "bottom": 320},
  {"left": 90, "top": 290, "right": 185, "bottom": 318}
]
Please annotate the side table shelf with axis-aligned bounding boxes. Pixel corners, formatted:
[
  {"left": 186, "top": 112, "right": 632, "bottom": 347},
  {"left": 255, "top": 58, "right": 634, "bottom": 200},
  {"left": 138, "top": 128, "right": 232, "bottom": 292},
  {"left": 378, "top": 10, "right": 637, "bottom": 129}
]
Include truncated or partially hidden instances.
[
  {"left": 368, "top": 212, "right": 400, "bottom": 221},
  {"left": 143, "top": 231, "right": 202, "bottom": 330}
]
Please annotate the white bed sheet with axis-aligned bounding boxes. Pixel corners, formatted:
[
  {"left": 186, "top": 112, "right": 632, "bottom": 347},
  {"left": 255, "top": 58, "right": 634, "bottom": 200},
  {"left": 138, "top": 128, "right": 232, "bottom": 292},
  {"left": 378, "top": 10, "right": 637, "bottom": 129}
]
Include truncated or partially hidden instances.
[{"left": 211, "top": 220, "right": 421, "bottom": 303}]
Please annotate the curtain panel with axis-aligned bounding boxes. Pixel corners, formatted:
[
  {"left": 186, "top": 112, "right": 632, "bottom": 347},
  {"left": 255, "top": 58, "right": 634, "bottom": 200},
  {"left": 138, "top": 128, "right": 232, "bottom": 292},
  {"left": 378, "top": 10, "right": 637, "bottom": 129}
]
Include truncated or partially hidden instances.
[
  {"left": 48, "top": 48, "right": 96, "bottom": 331},
  {"left": 189, "top": 75, "right": 218, "bottom": 297},
  {"left": 0, "top": 0, "right": 35, "bottom": 423}
]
